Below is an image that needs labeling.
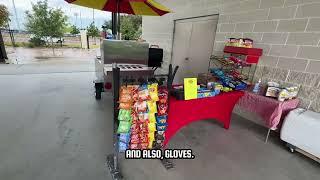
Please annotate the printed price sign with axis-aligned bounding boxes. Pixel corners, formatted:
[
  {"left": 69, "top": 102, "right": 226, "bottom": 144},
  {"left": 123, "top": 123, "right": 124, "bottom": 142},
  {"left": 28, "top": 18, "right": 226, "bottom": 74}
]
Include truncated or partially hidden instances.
[{"left": 184, "top": 78, "right": 197, "bottom": 100}]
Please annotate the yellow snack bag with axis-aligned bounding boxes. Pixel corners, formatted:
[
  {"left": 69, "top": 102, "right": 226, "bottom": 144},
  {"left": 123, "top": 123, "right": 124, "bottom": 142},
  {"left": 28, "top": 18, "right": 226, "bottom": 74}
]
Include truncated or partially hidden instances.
[
  {"left": 147, "top": 101, "right": 157, "bottom": 114},
  {"left": 148, "top": 132, "right": 155, "bottom": 149},
  {"left": 148, "top": 141, "right": 154, "bottom": 149},
  {"left": 149, "top": 113, "right": 156, "bottom": 123},
  {"left": 148, "top": 83, "right": 159, "bottom": 101},
  {"left": 148, "top": 122, "right": 157, "bottom": 132}
]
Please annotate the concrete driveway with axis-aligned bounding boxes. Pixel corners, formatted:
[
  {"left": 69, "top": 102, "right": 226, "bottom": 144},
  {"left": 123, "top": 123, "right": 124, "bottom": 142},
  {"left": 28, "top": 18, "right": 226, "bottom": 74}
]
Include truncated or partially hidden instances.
[
  {"left": 0, "top": 65, "right": 113, "bottom": 180},
  {"left": 5, "top": 47, "right": 98, "bottom": 64}
]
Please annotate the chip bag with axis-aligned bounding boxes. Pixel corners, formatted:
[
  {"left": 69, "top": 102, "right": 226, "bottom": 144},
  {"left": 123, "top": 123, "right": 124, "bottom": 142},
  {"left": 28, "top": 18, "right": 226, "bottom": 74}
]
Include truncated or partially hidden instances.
[
  {"left": 147, "top": 101, "right": 157, "bottom": 114},
  {"left": 130, "top": 143, "right": 139, "bottom": 149},
  {"left": 119, "top": 133, "right": 131, "bottom": 143},
  {"left": 141, "top": 143, "right": 149, "bottom": 149},
  {"left": 119, "top": 102, "right": 132, "bottom": 110},
  {"left": 156, "top": 131, "right": 165, "bottom": 141},
  {"left": 156, "top": 124, "right": 167, "bottom": 131},
  {"left": 130, "top": 122, "right": 140, "bottom": 135},
  {"left": 148, "top": 132, "right": 155, "bottom": 149},
  {"left": 149, "top": 113, "right": 156, "bottom": 123},
  {"left": 138, "top": 112, "right": 148, "bottom": 122},
  {"left": 156, "top": 115, "right": 167, "bottom": 125},
  {"left": 119, "top": 86, "right": 133, "bottom": 103},
  {"left": 148, "top": 83, "right": 159, "bottom": 101},
  {"left": 153, "top": 141, "right": 164, "bottom": 149},
  {"left": 117, "top": 121, "right": 131, "bottom": 133},
  {"left": 130, "top": 134, "right": 140, "bottom": 144},
  {"left": 134, "top": 101, "right": 148, "bottom": 113},
  {"left": 157, "top": 103, "right": 168, "bottom": 115},
  {"left": 140, "top": 133, "right": 149, "bottom": 143},
  {"left": 119, "top": 141, "right": 128, "bottom": 152},
  {"left": 148, "top": 123, "right": 157, "bottom": 132},
  {"left": 138, "top": 84, "right": 150, "bottom": 101},
  {"left": 140, "top": 122, "right": 149, "bottom": 133},
  {"left": 118, "top": 109, "right": 132, "bottom": 121},
  {"left": 158, "top": 87, "right": 168, "bottom": 104},
  {"left": 148, "top": 141, "right": 154, "bottom": 149}
]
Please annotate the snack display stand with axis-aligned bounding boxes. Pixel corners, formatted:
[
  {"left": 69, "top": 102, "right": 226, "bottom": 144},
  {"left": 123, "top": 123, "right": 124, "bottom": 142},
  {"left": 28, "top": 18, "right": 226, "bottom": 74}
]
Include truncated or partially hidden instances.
[
  {"left": 209, "top": 46, "right": 263, "bottom": 83},
  {"left": 107, "top": 64, "right": 178, "bottom": 180}
]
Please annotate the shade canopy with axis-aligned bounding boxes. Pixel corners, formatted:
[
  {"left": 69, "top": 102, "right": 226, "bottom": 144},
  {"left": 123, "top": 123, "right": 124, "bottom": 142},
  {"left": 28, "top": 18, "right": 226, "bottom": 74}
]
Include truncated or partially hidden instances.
[{"left": 65, "top": 0, "right": 171, "bottom": 16}]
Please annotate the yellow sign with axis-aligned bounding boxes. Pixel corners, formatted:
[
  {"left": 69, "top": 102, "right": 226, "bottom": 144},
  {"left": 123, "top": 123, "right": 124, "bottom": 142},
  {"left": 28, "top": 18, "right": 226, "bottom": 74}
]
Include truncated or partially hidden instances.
[{"left": 184, "top": 78, "right": 198, "bottom": 100}]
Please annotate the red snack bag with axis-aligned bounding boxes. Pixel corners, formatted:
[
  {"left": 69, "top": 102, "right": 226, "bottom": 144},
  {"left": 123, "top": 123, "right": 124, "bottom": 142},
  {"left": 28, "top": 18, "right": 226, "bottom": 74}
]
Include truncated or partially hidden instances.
[
  {"left": 157, "top": 103, "right": 168, "bottom": 115},
  {"left": 139, "top": 133, "right": 149, "bottom": 143},
  {"left": 134, "top": 101, "right": 148, "bottom": 113},
  {"left": 130, "top": 123, "right": 140, "bottom": 135},
  {"left": 158, "top": 87, "right": 168, "bottom": 104},
  {"left": 140, "top": 122, "right": 149, "bottom": 134},
  {"left": 130, "top": 134, "right": 140, "bottom": 144},
  {"left": 130, "top": 143, "right": 140, "bottom": 149},
  {"left": 131, "top": 111, "right": 138, "bottom": 121},
  {"left": 138, "top": 112, "right": 148, "bottom": 122},
  {"left": 140, "top": 143, "right": 149, "bottom": 149},
  {"left": 138, "top": 84, "right": 150, "bottom": 101},
  {"left": 128, "top": 85, "right": 139, "bottom": 102}
]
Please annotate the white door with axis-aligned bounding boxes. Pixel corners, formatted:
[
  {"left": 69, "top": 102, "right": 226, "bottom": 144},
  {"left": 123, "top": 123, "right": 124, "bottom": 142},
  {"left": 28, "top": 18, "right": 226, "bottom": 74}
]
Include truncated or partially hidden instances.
[{"left": 172, "top": 15, "right": 218, "bottom": 83}]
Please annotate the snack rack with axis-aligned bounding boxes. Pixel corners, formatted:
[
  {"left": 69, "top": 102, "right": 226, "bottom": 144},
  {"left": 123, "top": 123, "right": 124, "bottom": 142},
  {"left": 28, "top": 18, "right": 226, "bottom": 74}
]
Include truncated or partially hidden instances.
[
  {"left": 107, "top": 63, "right": 178, "bottom": 180},
  {"left": 209, "top": 46, "right": 263, "bottom": 84}
]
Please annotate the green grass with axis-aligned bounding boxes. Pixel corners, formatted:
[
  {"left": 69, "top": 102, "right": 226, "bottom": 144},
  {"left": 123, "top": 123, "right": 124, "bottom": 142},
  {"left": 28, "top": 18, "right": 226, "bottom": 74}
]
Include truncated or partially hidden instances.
[{"left": 4, "top": 42, "right": 35, "bottom": 48}]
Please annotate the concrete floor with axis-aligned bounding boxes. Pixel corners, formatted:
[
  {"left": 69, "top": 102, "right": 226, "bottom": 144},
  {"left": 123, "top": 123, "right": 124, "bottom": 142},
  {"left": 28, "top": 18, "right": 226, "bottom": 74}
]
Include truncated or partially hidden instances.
[{"left": 0, "top": 64, "right": 319, "bottom": 180}]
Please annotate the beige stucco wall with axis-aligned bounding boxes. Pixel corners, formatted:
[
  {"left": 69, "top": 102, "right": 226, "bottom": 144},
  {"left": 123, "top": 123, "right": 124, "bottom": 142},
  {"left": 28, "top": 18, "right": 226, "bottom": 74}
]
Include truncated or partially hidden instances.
[{"left": 143, "top": 0, "right": 320, "bottom": 113}]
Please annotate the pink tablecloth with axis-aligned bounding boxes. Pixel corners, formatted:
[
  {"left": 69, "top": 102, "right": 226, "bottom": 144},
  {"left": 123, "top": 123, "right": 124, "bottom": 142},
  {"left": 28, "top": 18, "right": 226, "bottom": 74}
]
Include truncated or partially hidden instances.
[{"left": 237, "top": 91, "right": 300, "bottom": 130}]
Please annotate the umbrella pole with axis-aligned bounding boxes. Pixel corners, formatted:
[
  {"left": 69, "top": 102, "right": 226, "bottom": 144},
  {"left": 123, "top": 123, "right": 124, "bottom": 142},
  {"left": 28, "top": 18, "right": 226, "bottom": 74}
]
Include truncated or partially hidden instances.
[
  {"left": 112, "top": 12, "right": 117, "bottom": 38},
  {"left": 116, "top": 0, "right": 120, "bottom": 39}
]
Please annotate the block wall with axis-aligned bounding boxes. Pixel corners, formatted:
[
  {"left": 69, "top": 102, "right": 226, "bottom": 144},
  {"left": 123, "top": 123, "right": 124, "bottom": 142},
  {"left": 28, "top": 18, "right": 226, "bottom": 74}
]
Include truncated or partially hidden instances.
[{"left": 142, "top": 0, "right": 320, "bottom": 112}]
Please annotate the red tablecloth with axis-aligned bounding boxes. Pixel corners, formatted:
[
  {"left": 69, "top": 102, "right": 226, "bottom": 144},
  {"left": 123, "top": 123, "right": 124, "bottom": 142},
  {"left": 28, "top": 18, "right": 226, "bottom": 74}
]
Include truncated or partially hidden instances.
[
  {"left": 164, "top": 91, "right": 244, "bottom": 145},
  {"left": 236, "top": 91, "right": 300, "bottom": 130}
]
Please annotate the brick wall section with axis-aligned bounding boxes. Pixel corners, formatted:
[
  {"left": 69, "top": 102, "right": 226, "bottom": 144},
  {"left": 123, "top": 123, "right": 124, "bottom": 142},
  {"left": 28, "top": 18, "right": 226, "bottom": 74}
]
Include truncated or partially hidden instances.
[{"left": 143, "top": 0, "right": 320, "bottom": 112}]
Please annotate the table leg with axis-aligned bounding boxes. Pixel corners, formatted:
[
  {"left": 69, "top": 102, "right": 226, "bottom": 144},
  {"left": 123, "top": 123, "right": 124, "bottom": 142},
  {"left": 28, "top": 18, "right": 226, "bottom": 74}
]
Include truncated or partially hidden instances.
[{"left": 265, "top": 128, "right": 271, "bottom": 143}]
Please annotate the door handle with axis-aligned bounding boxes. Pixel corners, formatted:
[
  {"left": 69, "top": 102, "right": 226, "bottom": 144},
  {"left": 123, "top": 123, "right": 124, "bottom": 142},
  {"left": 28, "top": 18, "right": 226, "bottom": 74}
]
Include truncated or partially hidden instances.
[{"left": 185, "top": 57, "right": 190, "bottom": 61}]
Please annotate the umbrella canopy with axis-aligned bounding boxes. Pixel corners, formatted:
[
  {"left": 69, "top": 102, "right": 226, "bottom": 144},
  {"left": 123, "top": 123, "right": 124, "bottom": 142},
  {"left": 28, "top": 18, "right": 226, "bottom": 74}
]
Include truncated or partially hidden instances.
[{"left": 65, "top": 0, "right": 171, "bottom": 16}]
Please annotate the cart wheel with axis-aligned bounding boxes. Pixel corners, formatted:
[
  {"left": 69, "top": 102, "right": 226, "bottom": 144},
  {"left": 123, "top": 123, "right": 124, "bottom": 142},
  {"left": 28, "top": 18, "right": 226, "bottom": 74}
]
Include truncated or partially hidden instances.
[
  {"left": 289, "top": 147, "right": 295, "bottom": 153},
  {"left": 286, "top": 143, "right": 295, "bottom": 153},
  {"left": 95, "top": 91, "right": 102, "bottom": 100},
  {"left": 94, "top": 83, "right": 103, "bottom": 100}
]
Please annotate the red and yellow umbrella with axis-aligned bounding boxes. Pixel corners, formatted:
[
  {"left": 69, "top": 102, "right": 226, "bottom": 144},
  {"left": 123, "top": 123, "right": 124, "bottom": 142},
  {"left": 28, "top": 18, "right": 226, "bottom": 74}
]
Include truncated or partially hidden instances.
[{"left": 65, "top": 0, "right": 171, "bottom": 16}]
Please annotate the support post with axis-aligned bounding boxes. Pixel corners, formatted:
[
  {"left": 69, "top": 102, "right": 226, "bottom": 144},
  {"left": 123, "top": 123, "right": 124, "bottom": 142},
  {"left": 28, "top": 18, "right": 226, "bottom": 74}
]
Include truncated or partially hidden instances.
[
  {"left": 0, "top": 30, "right": 8, "bottom": 63},
  {"left": 106, "top": 64, "right": 122, "bottom": 180}
]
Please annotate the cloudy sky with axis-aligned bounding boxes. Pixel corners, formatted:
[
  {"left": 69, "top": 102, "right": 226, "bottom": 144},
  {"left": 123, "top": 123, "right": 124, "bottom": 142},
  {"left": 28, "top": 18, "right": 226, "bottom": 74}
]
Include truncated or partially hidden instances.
[{"left": 0, "top": 0, "right": 112, "bottom": 30}]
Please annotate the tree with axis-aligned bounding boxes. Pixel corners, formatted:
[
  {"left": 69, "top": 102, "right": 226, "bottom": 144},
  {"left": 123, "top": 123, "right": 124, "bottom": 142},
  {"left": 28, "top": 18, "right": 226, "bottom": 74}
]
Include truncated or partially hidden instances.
[
  {"left": 0, "top": 4, "right": 10, "bottom": 27},
  {"left": 120, "top": 15, "right": 142, "bottom": 40},
  {"left": 70, "top": 25, "right": 80, "bottom": 35},
  {"left": 25, "top": 0, "right": 67, "bottom": 49},
  {"left": 87, "top": 22, "right": 100, "bottom": 37},
  {"left": 0, "top": 4, "right": 10, "bottom": 62},
  {"left": 102, "top": 20, "right": 112, "bottom": 30}
]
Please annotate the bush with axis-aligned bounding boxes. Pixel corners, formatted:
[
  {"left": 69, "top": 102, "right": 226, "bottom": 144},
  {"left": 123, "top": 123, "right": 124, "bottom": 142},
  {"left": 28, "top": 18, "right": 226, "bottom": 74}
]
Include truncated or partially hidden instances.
[{"left": 29, "top": 37, "right": 46, "bottom": 46}]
